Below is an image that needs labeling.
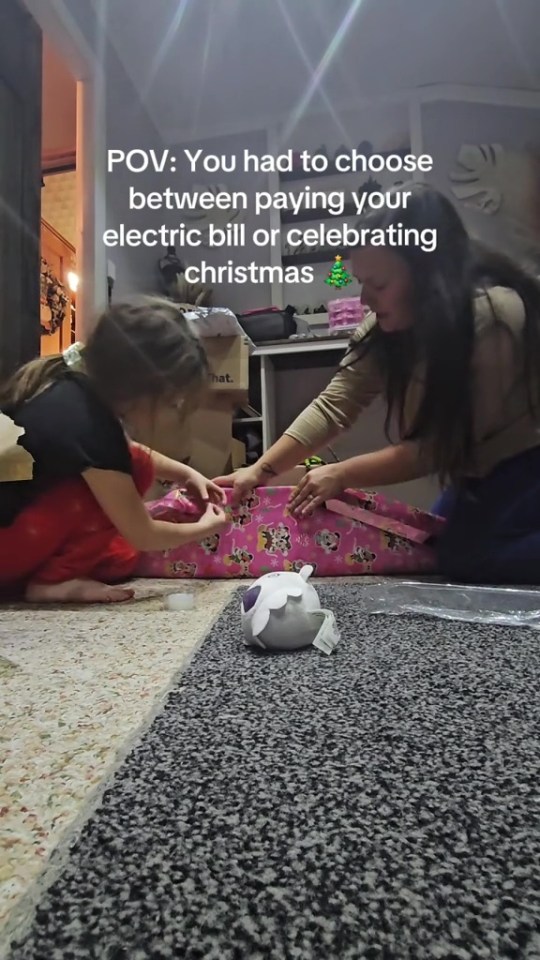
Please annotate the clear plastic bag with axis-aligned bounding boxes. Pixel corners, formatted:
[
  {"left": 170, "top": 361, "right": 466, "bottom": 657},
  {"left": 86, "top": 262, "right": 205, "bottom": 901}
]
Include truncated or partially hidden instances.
[{"left": 362, "top": 580, "right": 540, "bottom": 628}]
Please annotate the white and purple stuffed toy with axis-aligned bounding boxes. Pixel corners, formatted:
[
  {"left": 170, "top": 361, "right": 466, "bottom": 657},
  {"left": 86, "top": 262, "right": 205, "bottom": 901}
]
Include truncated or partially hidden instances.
[{"left": 241, "top": 564, "right": 340, "bottom": 654}]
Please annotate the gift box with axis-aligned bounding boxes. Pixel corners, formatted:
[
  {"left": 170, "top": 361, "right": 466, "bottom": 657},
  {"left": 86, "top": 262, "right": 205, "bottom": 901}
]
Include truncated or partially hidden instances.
[
  {"left": 327, "top": 297, "right": 367, "bottom": 331},
  {"left": 137, "top": 486, "right": 445, "bottom": 579}
]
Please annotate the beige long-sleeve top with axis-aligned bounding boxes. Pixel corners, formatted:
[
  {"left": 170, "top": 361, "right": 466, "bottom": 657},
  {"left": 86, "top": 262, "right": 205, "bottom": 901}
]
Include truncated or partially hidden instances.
[{"left": 285, "top": 286, "right": 540, "bottom": 478}]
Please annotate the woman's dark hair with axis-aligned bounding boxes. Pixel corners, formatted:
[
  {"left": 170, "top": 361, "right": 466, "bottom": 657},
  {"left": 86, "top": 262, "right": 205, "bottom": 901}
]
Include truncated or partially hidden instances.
[
  {"left": 352, "top": 182, "right": 540, "bottom": 483},
  {"left": 0, "top": 295, "right": 209, "bottom": 417}
]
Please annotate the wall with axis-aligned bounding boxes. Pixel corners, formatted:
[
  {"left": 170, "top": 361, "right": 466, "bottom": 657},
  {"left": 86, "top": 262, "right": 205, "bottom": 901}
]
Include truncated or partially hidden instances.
[
  {"left": 102, "top": 71, "right": 166, "bottom": 299},
  {"left": 46, "top": 0, "right": 166, "bottom": 298},
  {"left": 157, "top": 97, "right": 540, "bottom": 314},
  {"left": 42, "top": 170, "right": 76, "bottom": 246},
  {"left": 277, "top": 101, "right": 410, "bottom": 315},
  {"left": 272, "top": 356, "right": 440, "bottom": 509},
  {"left": 159, "top": 129, "right": 272, "bottom": 312},
  {"left": 158, "top": 103, "right": 410, "bottom": 314},
  {"left": 99, "top": 47, "right": 168, "bottom": 298},
  {"left": 42, "top": 35, "right": 76, "bottom": 166},
  {"left": 421, "top": 99, "right": 540, "bottom": 266},
  {"left": 106, "top": 91, "right": 540, "bottom": 304}
]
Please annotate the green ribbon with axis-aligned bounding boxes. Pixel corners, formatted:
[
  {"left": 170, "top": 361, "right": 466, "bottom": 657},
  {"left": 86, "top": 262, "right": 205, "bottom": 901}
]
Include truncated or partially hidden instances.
[{"left": 304, "top": 456, "right": 325, "bottom": 470}]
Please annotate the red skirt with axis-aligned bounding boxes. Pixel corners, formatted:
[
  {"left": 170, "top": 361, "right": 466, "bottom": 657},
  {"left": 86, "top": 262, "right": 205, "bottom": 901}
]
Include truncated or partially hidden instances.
[{"left": 0, "top": 445, "right": 154, "bottom": 594}]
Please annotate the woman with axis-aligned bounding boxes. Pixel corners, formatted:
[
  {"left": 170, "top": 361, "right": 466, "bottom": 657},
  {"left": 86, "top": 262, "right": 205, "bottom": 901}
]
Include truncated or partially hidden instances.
[
  {"left": 0, "top": 296, "right": 228, "bottom": 603},
  {"left": 216, "top": 184, "right": 540, "bottom": 585}
]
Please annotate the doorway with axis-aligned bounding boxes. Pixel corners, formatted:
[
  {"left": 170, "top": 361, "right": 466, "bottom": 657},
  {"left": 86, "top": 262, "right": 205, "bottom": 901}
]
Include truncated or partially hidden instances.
[
  {"left": 40, "top": 35, "right": 78, "bottom": 357},
  {"left": 0, "top": 0, "right": 41, "bottom": 380},
  {"left": 0, "top": 0, "right": 105, "bottom": 381}
]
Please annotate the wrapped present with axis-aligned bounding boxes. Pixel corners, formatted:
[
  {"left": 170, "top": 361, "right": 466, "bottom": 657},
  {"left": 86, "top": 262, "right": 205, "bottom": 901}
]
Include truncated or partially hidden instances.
[{"left": 137, "top": 486, "right": 445, "bottom": 580}]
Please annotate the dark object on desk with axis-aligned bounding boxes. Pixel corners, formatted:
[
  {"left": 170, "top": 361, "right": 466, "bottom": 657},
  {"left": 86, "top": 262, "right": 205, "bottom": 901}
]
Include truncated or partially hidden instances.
[
  {"left": 158, "top": 245, "right": 185, "bottom": 288},
  {"left": 158, "top": 247, "right": 213, "bottom": 307},
  {"left": 237, "top": 306, "right": 297, "bottom": 344}
]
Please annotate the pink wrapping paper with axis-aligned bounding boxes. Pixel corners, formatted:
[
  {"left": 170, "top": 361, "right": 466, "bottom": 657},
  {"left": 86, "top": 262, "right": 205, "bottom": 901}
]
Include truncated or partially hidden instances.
[{"left": 137, "top": 486, "right": 445, "bottom": 579}]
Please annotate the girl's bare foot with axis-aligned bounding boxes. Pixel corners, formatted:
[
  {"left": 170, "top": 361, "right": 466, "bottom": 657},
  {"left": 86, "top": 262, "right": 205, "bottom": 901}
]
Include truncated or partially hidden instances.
[{"left": 25, "top": 579, "right": 135, "bottom": 604}]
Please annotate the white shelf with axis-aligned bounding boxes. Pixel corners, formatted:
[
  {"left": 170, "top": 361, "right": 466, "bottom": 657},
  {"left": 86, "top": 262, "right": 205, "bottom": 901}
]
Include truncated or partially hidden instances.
[
  {"left": 296, "top": 311, "right": 328, "bottom": 327},
  {"left": 254, "top": 338, "right": 348, "bottom": 358}
]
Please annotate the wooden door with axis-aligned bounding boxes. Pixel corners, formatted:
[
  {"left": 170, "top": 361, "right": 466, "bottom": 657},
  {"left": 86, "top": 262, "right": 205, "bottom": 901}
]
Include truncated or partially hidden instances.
[{"left": 0, "top": 0, "right": 42, "bottom": 381}]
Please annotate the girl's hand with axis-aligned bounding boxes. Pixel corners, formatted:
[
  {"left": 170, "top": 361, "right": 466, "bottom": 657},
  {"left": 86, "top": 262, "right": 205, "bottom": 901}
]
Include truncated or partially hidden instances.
[
  {"left": 288, "top": 464, "right": 345, "bottom": 518},
  {"left": 184, "top": 467, "right": 227, "bottom": 506},
  {"left": 195, "top": 502, "right": 229, "bottom": 537}
]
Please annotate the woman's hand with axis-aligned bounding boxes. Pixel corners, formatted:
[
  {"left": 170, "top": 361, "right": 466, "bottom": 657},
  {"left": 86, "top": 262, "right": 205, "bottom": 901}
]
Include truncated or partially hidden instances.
[
  {"left": 288, "top": 464, "right": 346, "bottom": 518},
  {"left": 183, "top": 467, "right": 227, "bottom": 506},
  {"left": 213, "top": 464, "right": 265, "bottom": 504}
]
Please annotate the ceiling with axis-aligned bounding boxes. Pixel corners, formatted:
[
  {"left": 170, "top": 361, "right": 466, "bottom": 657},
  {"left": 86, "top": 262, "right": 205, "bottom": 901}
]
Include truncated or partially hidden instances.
[{"left": 92, "top": 0, "right": 540, "bottom": 141}]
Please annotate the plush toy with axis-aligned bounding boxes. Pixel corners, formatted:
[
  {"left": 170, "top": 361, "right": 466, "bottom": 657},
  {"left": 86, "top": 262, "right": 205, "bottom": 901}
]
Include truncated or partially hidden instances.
[
  {"left": 168, "top": 272, "right": 213, "bottom": 307},
  {"left": 241, "top": 565, "right": 340, "bottom": 654}
]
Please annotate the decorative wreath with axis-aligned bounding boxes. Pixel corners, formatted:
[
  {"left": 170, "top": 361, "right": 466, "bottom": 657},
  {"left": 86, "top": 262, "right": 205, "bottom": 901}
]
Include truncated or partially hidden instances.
[{"left": 40, "top": 257, "right": 68, "bottom": 335}]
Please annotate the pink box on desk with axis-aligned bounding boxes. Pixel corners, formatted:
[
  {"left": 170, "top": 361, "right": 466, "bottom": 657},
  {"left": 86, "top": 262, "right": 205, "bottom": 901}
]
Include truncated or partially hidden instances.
[
  {"left": 327, "top": 297, "right": 368, "bottom": 330},
  {"left": 137, "top": 486, "right": 445, "bottom": 579}
]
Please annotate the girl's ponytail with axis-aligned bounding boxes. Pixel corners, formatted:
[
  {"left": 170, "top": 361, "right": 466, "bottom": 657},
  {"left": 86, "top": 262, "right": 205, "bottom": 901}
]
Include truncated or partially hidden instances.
[{"left": 0, "top": 355, "right": 68, "bottom": 408}]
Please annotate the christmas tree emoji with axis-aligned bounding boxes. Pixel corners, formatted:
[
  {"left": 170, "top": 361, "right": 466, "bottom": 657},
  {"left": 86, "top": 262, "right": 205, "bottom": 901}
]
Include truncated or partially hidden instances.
[{"left": 325, "top": 255, "right": 353, "bottom": 289}]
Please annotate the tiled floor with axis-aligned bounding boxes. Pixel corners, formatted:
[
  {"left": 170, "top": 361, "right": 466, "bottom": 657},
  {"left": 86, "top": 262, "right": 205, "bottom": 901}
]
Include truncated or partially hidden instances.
[{"left": 0, "top": 580, "right": 239, "bottom": 941}]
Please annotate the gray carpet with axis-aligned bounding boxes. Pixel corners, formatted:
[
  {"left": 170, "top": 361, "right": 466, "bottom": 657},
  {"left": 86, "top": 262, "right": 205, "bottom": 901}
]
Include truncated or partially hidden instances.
[{"left": 7, "top": 586, "right": 540, "bottom": 960}]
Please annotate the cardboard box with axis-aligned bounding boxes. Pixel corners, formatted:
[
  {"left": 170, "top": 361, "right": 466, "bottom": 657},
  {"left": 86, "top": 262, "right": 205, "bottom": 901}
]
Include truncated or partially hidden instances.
[
  {"left": 135, "top": 308, "right": 254, "bottom": 479},
  {"left": 188, "top": 391, "right": 248, "bottom": 478},
  {"left": 183, "top": 306, "right": 244, "bottom": 339},
  {"left": 182, "top": 308, "right": 254, "bottom": 477},
  {"left": 204, "top": 337, "right": 249, "bottom": 392}
]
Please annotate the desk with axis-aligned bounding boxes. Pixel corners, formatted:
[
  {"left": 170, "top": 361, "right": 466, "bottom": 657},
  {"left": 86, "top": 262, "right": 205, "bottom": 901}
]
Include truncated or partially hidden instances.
[
  {"left": 254, "top": 338, "right": 349, "bottom": 450},
  {"left": 250, "top": 337, "right": 440, "bottom": 510}
]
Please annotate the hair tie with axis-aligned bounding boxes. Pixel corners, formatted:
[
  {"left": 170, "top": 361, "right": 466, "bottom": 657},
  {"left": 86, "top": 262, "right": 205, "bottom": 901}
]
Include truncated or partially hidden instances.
[{"left": 62, "top": 342, "right": 85, "bottom": 370}]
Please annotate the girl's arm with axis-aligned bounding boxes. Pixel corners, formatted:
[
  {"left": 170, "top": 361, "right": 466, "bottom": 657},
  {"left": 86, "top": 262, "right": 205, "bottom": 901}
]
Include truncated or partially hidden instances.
[
  {"left": 83, "top": 468, "right": 226, "bottom": 552},
  {"left": 131, "top": 443, "right": 224, "bottom": 503}
]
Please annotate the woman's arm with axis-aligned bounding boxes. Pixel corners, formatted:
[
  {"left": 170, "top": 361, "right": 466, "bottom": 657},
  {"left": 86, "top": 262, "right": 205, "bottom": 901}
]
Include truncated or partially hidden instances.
[
  {"left": 215, "top": 325, "right": 383, "bottom": 491},
  {"left": 289, "top": 442, "right": 430, "bottom": 516},
  {"left": 83, "top": 468, "right": 227, "bottom": 552},
  {"left": 339, "top": 442, "right": 428, "bottom": 487},
  {"left": 262, "top": 335, "right": 382, "bottom": 475},
  {"left": 249, "top": 434, "right": 330, "bottom": 483}
]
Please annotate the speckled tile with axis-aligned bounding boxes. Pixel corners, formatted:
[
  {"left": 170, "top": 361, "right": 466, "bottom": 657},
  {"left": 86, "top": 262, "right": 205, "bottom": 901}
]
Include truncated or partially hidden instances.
[{"left": 0, "top": 579, "right": 239, "bottom": 938}]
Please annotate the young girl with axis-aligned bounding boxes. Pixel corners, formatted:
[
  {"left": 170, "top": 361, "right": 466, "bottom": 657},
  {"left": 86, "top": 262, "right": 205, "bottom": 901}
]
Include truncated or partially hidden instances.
[
  {"left": 216, "top": 184, "right": 540, "bottom": 585},
  {"left": 0, "top": 295, "right": 228, "bottom": 603}
]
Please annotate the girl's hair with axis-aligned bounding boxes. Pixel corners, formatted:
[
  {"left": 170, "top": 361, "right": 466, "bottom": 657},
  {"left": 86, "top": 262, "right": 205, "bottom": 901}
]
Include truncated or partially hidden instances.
[
  {"left": 352, "top": 182, "right": 540, "bottom": 483},
  {"left": 0, "top": 295, "right": 209, "bottom": 415}
]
